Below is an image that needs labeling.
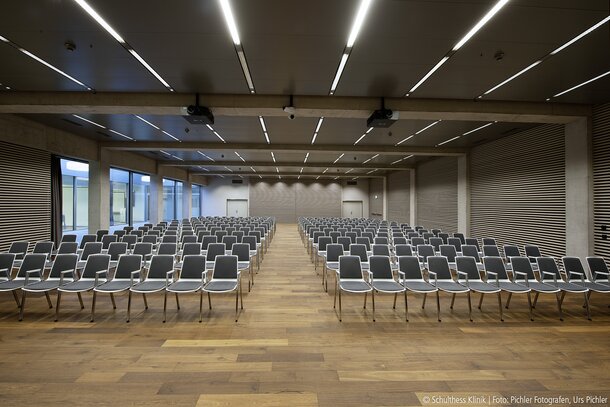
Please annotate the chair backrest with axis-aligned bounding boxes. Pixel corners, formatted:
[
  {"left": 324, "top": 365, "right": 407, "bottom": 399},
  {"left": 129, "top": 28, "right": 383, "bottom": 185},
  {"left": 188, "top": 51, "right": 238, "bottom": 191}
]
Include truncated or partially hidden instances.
[
  {"left": 232, "top": 231, "right": 244, "bottom": 242},
  {"left": 162, "top": 235, "right": 178, "bottom": 244},
  {"left": 325, "top": 244, "right": 343, "bottom": 262},
  {"left": 146, "top": 255, "right": 175, "bottom": 279},
  {"left": 81, "top": 254, "right": 111, "bottom": 279},
  {"left": 215, "top": 230, "right": 228, "bottom": 241},
  {"left": 101, "top": 234, "right": 117, "bottom": 249},
  {"left": 0, "top": 253, "right": 16, "bottom": 276},
  {"left": 339, "top": 255, "right": 363, "bottom": 280},
  {"left": 503, "top": 245, "right": 521, "bottom": 260},
  {"left": 16, "top": 253, "right": 47, "bottom": 278},
  {"left": 60, "top": 234, "right": 77, "bottom": 243},
  {"left": 439, "top": 245, "right": 458, "bottom": 262},
  {"left": 429, "top": 237, "right": 443, "bottom": 252},
  {"left": 206, "top": 243, "right": 226, "bottom": 262},
  {"left": 147, "top": 230, "right": 160, "bottom": 237},
  {"left": 222, "top": 235, "right": 238, "bottom": 250},
  {"left": 482, "top": 238, "right": 497, "bottom": 246},
  {"left": 465, "top": 238, "right": 480, "bottom": 250},
  {"left": 212, "top": 255, "right": 238, "bottom": 280},
  {"left": 483, "top": 256, "right": 510, "bottom": 280},
  {"left": 241, "top": 236, "right": 257, "bottom": 251},
  {"left": 180, "top": 255, "right": 206, "bottom": 279},
  {"left": 33, "top": 241, "right": 54, "bottom": 257},
  {"left": 122, "top": 234, "right": 138, "bottom": 248},
  {"left": 181, "top": 235, "right": 197, "bottom": 244},
  {"left": 249, "top": 231, "right": 261, "bottom": 243},
  {"left": 182, "top": 242, "right": 202, "bottom": 257},
  {"left": 461, "top": 245, "right": 481, "bottom": 262},
  {"left": 427, "top": 256, "right": 453, "bottom": 280},
  {"left": 510, "top": 256, "right": 536, "bottom": 280},
  {"left": 142, "top": 235, "right": 157, "bottom": 245},
  {"left": 8, "top": 241, "right": 29, "bottom": 259},
  {"left": 329, "top": 232, "right": 341, "bottom": 242},
  {"left": 337, "top": 237, "right": 351, "bottom": 251},
  {"left": 231, "top": 243, "right": 250, "bottom": 261},
  {"left": 394, "top": 244, "right": 413, "bottom": 256},
  {"left": 447, "top": 237, "right": 462, "bottom": 252},
  {"left": 372, "top": 244, "right": 390, "bottom": 257},
  {"left": 157, "top": 243, "right": 177, "bottom": 255},
  {"left": 369, "top": 255, "right": 393, "bottom": 280},
  {"left": 57, "top": 242, "right": 78, "bottom": 254},
  {"left": 422, "top": 233, "right": 434, "bottom": 242},
  {"left": 318, "top": 237, "right": 332, "bottom": 252},
  {"left": 416, "top": 245, "right": 435, "bottom": 262},
  {"left": 455, "top": 256, "right": 481, "bottom": 280},
  {"left": 96, "top": 229, "right": 109, "bottom": 241},
  {"left": 536, "top": 257, "right": 561, "bottom": 279},
  {"left": 201, "top": 235, "right": 218, "bottom": 250},
  {"left": 562, "top": 256, "right": 587, "bottom": 280},
  {"left": 374, "top": 237, "right": 388, "bottom": 246},
  {"left": 393, "top": 237, "right": 407, "bottom": 246},
  {"left": 355, "top": 237, "right": 370, "bottom": 249},
  {"left": 49, "top": 254, "right": 78, "bottom": 278},
  {"left": 587, "top": 256, "right": 609, "bottom": 279},
  {"left": 453, "top": 233, "right": 466, "bottom": 244},
  {"left": 114, "top": 254, "right": 143, "bottom": 279},
  {"left": 133, "top": 242, "right": 153, "bottom": 258},
  {"left": 81, "top": 242, "right": 103, "bottom": 261},
  {"left": 398, "top": 256, "right": 423, "bottom": 279},
  {"left": 349, "top": 244, "right": 368, "bottom": 262},
  {"left": 524, "top": 245, "right": 542, "bottom": 258},
  {"left": 113, "top": 230, "right": 126, "bottom": 239},
  {"left": 438, "top": 233, "right": 449, "bottom": 244},
  {"left": 107, "top": 242, "right": 128, "bottom": 260},
  {"left": 482, "top": 245, "right": 501, "bottom": 258},
  {"left": 410, "top": 237, "right": 425, "bottom": 247}
]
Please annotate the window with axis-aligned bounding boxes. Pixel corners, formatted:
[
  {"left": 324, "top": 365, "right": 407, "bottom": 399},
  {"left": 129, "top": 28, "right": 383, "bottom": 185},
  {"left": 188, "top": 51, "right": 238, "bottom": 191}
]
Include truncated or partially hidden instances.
[
  {"left": 176, "top": 181, "right": 183, "bottom": 220},
  {"left": 61, "top": 159, "right": 89, "bottom": 233},
  {"left": 132, "top": 173, "right": 150, "bottom": 227},
  {"left": 110, "top": 168, "right": 129, "bottom": 227},
  {"left": 109, "top": 168, "right": 151, "bottom": 231},
  {"left": 192, "top": 185, "right": 201, "bottom": 218},
  {"left": 163, "top": 178, "right": 183, "bottom": 221}
]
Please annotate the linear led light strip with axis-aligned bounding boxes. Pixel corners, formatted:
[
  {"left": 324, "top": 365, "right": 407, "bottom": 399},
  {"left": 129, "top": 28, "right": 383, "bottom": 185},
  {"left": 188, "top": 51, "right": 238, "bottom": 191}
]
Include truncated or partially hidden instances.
[
  {"left": 206, "top": 124, "right": 226, "bottom": 143},
  {"left": 0, "top": 36, "right": 93, "bottom": 90},
  {"left": 220, "top": 0, "right": 255, "bottom": 93},
  {"left": 391, "top": 155, "right": 414, "bottom": 165},
  {"left": 235, "top": 151, "right": 246, "bottom": 162},
  {"left": 160, "top": 150, "right": 183, "bottom": 160},
  {"left": 436, "top": 121, "right": 495, "bottom": 146},
  {"left": 303, "top": 152, "right": 310, "bottom": 163},
  {"left": 0, "top": 82, "right": 11, "bottom": 90},
  {"left": 405, "top": 0, "right": 510, "bottom": 95},
  {"left": 72, "top": 0, "right": 173, "bottom": 91},
  {"left": 311, "top": 117, "right": 324, "bottom": 144},
  {"left": 135, "top": 115, "right": 180, "bottom": 141},
  {"left": 258, "top": 116, "right": 270, "bottom": 144},
  {"left": 362, "top": 154, "right": 379, "bottom": 164},
  {"left": 197, "top": 151, "right": 215, "bottom": 161},
  {"left": 549, "top": 70, "right": 610, "bottom": 99},
  {"left": 395, "top": 120, "right": 441, "bottom": 145},
  {"left": 271, "top": 152, "right": 277, "bottom": 163},
  {"left": 198, "top": 166, "right": 210, "bottom": 172},
  {"left": 333, "top": 153, "right": 344, "bottom": 164},
  {"left": 329, "top": 0, "right": 373, "bottom": 94},
  {"left": 72, "top": 114, "right": 137, "bottom": 140},
  {"left": 353, "top": 127, "right": 374, "bottom": 145},
  {"left": 480, "top": 15, "right": 610, "bottom": 98},
  {"left": 366, "top": 169, "right": 378, "bottom": 174},
  {"left": 224, "top": 166, "right": 234, "bottom": 172}
]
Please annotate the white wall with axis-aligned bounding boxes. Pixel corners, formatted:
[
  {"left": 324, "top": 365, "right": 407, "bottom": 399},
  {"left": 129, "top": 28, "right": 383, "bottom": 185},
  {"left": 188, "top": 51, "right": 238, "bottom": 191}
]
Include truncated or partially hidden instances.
[
  {"left": 341, "top": 179, "right": 370, "bottom": 217},
  {"left": 202, "top": 177, "right": 250, "bottom": 216}
]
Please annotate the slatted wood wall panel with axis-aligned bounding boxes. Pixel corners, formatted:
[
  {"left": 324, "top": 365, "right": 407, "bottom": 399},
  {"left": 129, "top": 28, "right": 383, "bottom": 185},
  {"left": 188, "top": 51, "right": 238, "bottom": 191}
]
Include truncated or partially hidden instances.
[
  {"left": 296, "top": 181, "right": 342, "bottom": 219},
  {"left": 387, "top": 171, "right": 410, "bottom": 223},
  {"left": 593, "top": 103, "right": 610, "bottom": 259},
  {"left": 470, "top": 124, "right": 565, "bottom": 258},
  {"left": 249, "top": 180, "right": 296, "bottom": 223},
  {"left": 369, "top": 178, "right": 384, "bottom": 219},
  {"left": 416, "top": 157, "right": 458, "bottom": 232},
  {"left": 0, "top": 141, "right": 51, "bottom": 251}
]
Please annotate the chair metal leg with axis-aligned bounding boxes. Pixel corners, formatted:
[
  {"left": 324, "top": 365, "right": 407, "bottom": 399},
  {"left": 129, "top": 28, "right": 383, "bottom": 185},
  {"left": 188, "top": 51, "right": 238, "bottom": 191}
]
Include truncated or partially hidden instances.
[
  {"left": 77, "top": 292, "right": 84, "bottom": 309},
  {"left": 163, "top": 290, "right": 168, "bottom": 323},
  {"left": 393, "top": 293, "right": 397, "bottom": 309},
  {"left": 90, "top": 291, "right": 97, "bottom": 322},
  {"left": 532, "top": 292, "right": 539, "bottom": 308},
  {"left": 18, "top": 291, "right": 26, "bottom": 321},
  {"left": 208, "top": 292, "right": 212, "bottom": 310},
  {"left": 467, "top": 291, "right": 473, "bottom": 322},
  {"left": 363, "top": 292, "right": 367, "bottom": 309},
  {"left": 175, "top": 293, "right": 180, "bottom": 310},
  {"left": 450, "top": 293, "right": 456, "bottom": 309},
  {"left": 527, "top": 292, "right": 534, "bottom": 321},
  {"left": 199, "top": 291, "right": 203, "bottom": 323},
  {"left": 422, "top": 293, "right": 427, "bottom": 309},
  {"left": 44, "top": 292, "right": 53, "bottom": 309},
  {"left": 436, "top": 290, "right": 441, "bottom": 322},
  {"left": 55, "top": 291, "right": 62, "bottom": 322},
  {"left": 583, "top": 291, "right": 592, "bottom": 321},
  {"left": 235, "top": 288, "right": 239, "bottom": 322},
  {"left": 583, "top": 291, "right": 592, "bottom": 308},
  {"left": 239, "top": 279, "right": 243, "bottom": 310},
  {"left": 555, "top": 292, "right": 564, "bottom": 321},
  {"left": 110, "top": 293, "right": 116, "bottom": 309},
  {"left": 338, "top": 288, "right": 342, "bottom": 322},
  {"left": 559, "top": 291, "right": 566, "bottom": 306},
  {"left": 372, "top": 290, "right": 376, "bottom": 322},
  {"left": 12, "top": 290, "right": 21, "bottom": 308},
  {"left": 478, "top": 293, "right": 484, "bottom": 309},
  {"left": 126, "top": 291, "right": 132, "bottom": 322},
  {"left": 333, "top": 280, "right": 337, "bottom": 309},
  {"left": 505, "top": 292, "right": 512, "bottom": 309},
  {"left": 142, "top": 294, "right": 148, "bottom": 309},
  {"left": 404, "top": 290, "right": 409, "bottom": 322},
  {"left": 497, "top": 292, "right": 503, "bottom": 322}
]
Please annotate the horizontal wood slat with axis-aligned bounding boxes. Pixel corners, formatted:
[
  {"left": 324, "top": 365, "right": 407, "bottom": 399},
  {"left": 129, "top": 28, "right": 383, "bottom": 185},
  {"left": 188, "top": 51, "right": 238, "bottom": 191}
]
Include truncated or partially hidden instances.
[
  {"left": 416, "top": 157, "right": 458, "bottom": 232},
  {"left": 593, "top": 102, "right": 610, "bottom": 259},
  {"left": 387, "top": 171, "right": 410, "bottom": 224}
]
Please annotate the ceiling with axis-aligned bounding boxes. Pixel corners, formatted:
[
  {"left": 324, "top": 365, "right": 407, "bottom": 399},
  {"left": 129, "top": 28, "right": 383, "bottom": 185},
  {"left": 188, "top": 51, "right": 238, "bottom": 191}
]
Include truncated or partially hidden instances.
[{"left": 1, "top": 0, "right": 608, "bottom": 179}]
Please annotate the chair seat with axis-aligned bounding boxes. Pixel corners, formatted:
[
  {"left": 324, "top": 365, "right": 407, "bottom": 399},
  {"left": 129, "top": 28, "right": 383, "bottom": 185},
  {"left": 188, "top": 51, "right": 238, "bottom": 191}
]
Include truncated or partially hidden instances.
[
  {"left": 23, "top": 280, "right": 60, "bottom": 292},
  {"left": 543, "top": 281, "right": 588, "bottom": 293},
  {"left": 372, "top": 280, "right": 404, "bottom": 293},
  {"left": 516, "top": 281, "right": 560, "bottom": 293},
  {"left": 339, "top": 280, "right": 372, "bottom": 293},
  {"left": 95, "top": 280, "right": 131, "bottom": 292},
  {"left": 435, "top": 280, "right": 469, "bottom": 293},
  {"left": 204, "top": 280, "right": 238, "bottom": 292},
  {"left": 237, "top": 261, "right": 250, "bottom": 270},
  {"left": 579, "top": 281, "right": 610, "bottom": 293},
  {"left": 403, "top": 280, "right": 437, "bottom": 293},
  {"left": 467, "top": 281, "right": 501, "bottom": 293},
  {"left": 0, "top": 280, "right": 26, "bottom": 291},
  {"left": 326, "top": 261, "right": 339, "bottom": 270},
  {"left": 130, "top": 280, "right": 166, "bottom": 293},
  {"left": 59, "top": 280, "right": 95, "bottom": 292},
  {"left": 167, "top": 280, "right": 203, "bottom": 292},
  {"left": 497, "top": 281, "right": 530, "bottom": 293}
]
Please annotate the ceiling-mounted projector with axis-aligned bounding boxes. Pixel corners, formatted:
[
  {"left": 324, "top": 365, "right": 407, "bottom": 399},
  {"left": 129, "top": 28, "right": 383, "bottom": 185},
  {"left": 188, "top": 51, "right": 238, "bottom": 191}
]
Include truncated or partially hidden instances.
[
  {"left": 182, "top": 93, "right": 214, "bottom": 125},
  {"left": 367, "top": 108, "right": 399, "bottom": 128}
]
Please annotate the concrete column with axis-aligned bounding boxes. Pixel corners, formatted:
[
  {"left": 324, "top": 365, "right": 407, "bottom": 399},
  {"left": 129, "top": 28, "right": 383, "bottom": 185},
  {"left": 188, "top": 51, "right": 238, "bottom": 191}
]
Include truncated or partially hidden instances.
[
  {"left": 409, "top": 169, "right": 416, "bottom": 227},
  {"left": 457, "top": 154, "right": 470, "bottom": 235},
  {"left": 565, "top": 118, "right": 593, "bottom": 259},
  {"left": 149, "top": 174, "right": 164, "bottom": 224},
  {"left": 382, "top": 176, "right": 388, "bottom": 220},
  {"left": 88, "top": 150, "right": 110, "bottom": 233},
  {"left": 182, "top": 181, "right": 192, "bottom": 220}
]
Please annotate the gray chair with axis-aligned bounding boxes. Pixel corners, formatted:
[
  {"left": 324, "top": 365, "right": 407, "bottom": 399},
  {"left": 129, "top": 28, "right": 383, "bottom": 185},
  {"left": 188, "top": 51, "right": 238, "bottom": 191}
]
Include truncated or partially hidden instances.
[
  {"left": 429, "top": 237, "right": 443, "bottom": 253},
  {"left": 586, "top": 256, "right": 610, "bottom": 287},
  {"left": 201, "top": 235, "right": 218, "bottom": 253},
  {"left": 510, "top": 256, "right": 563, "bottom": 320},
  {"left": 563, "top": 256, "right": 610, "bottom": 310},
  {"left": 416, "top": 244, "right": 435, "bottom": 267},
  {"left": 107, "top": 242, "right": 128, "bottom": 268},
  {"left": 122, "top": 234, "right": 138, "bottom": 250},
  {"left": 0, "top": 253, "right": 16, "bottom": 282},
  {"left": 77, "top": 242, "right": 103, "bottom": 269},
  {"left": 372, "top": 244, "right": 391, "bottom": 257},
  {"left": 536, "top": 257, "right": 591, "bottom": 320},
  {"left": 222, "top": 235, "right": 238, "bottom": 251},
  {"left": 349, "top": 244, "right": 369, "bottom": 270},
  {"left": 427, "top": 256, "right": 472, "bottom": 321},
  {"left": 6, "top": 241, "right": 29, "bottom": 261},
  {"left": 482, "top": 238, "right": 497, "bottom": 246},
  {"left": 79, "top": 235, "right": 96, "bottom": 250},
  {"left": 439, "top": 245, "right": 458, "bottom": 269},
  {"left": 127, "top": 255, "right": 174, "bottom": 322},
  {"left": 503, "top": 245, "right": 521, "bottom": 263},
  {"left": 337, "top": 237, "right": 352, "bottom": 252},
  {"left": 133, "top": 242, "right": 153, "bottom": 263},
  {"left": 398, "top": 256, "right": 439, "bottom": 321},
  {"left": 242, "top": 236, "right": 260, "bottom": 271},
  {"left": 394, "top": 244, "right": 413, "bottom": 257},
  {"left": 142, "top": 235, "right": 158, "bottom": 247},
  {"left": 164, "top": 255, "right": 207, "bottom": 323},
  {"left": 483, "top": 256, "right": 533, "bottom": 320},
  {"left": 315, "top": 237, "right": 333, "bottom": 270},
  {"left": 56, "top": 254, "right": 111, "bottom": 321},
  {"left": 156, "top": 242, "right": 177, "bottom": 256},
  {"left": 334, "top": 255, "right": 372, "bottom": 322},
  {"left": 231, "top": 243, "right": 253, "bottom": 291},
  {"left": 56, "top": 242, "right": 78, "bottom": 255},
  {"left": 19, "top": 254, "right": 78, "bottom": 321},
  {"left": 461, "top": 245, "right": 484, "bottom": 270},
  {"left": 368, "top": 255, "right": 406, "bottom": 322},
  {"left": 456, "top": 256, "right": 503, "bottom": 321},
  {"left": 100, "top": 234, "right": 117, "bottom": 250},
  {"left": 205, "top": 243, "right": 227, "bottom": 270},
  {"left": 202, "top": 255, "right": 243, "bottom": 322},
  {"left": 96, "top": 230, "right": 109, "bottom": 242},
  {"left": 323, "top": 244, "right": 343, "bottom": 292},
  {"left": 91, "top": 254, "right": 142, "bottom": 322},
  {"left": 0, "top": 253, "right": 47, "bottom": 311},
  {"left": 524, "top": 245, "right": 542, "bottom": 263}
]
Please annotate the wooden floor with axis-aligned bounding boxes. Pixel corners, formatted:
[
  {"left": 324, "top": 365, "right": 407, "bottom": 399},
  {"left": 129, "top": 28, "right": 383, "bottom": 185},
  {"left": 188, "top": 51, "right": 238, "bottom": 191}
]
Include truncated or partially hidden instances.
[{"left": 1, "top": 224, "right": 610, "bottom": 406}]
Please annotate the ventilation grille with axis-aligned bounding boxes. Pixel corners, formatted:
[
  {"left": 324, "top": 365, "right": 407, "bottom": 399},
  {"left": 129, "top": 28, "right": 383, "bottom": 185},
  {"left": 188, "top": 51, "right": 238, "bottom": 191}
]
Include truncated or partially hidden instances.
[
  {"left": 0, "top": 141, "right": 51, "bottom": 251},
  {"left": 347, "top": 180, "right": 357, "bottom": 185},
  {"left": 470, "top": 124, "right": 565, "bottom": 258},
  {"left": 593, "top": 102, "right": 610, "bottom": 259},
  {"left": 232, "top": 179, "right": 243, "bottom": 184},
  {"left": 416, "top": 157, "right": 458, "bottom": 232}
]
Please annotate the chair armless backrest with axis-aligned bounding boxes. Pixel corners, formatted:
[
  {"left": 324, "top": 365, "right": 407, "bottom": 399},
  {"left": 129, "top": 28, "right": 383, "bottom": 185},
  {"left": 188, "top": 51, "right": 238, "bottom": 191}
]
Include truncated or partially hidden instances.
[
  {"left": 349, "top": 244, "right": 368, "bottom": 262},
  {"left": 180, "top": 255, "right": 207, "bottom": 279},
  {"left": 232, "top": 231, "right": 244, "bottom": 242},
  {"left": 429, "top": 237, "right": 442, "bottom": 252},
  {"left": 416, "top": 245, "right": 435, "bottom": 262},
  {"left": 81, "top": 242, "right": 103, "bottom": 261},
  {"left": 398, "top": 256, "right": 424, "bottom": 279},
  {"left": 482, "top": 245, "right": 501, "bottom": 258},
  {"left": 339, "top": 255, "right": 363, "bottom": 280},
  {"left": 241, "top": 236, "right": 257, "bottom": 251},
  {"left": 133, "top": 242, "right": 153, "bottom": 258},
  {"left": 9, "top": 241, "right": 29, "bottom": 259},
  {"left": 222, "top": 236, "right": 238, "bottom": 250},
  {"left": 325, "top": 244, "right": 344, "bottom": 262},
  {"left": 586, "top": 257, "right": 609, "bottom": 279},
  {"left": 81, "top": 254, "right": 111, "bottom": 279},
  {"left": 464, "top": 238, "right": 480, "bottom": 250},
  {"left": 337, "top": 237, "right": 351, "bottom": 251},
  {"left": 407, "top": 232, "right": 419, "bottom": 240},
  {"left": 114, "top": 255, "right": 143, "bottom": 279},
  {"left": 202, "top": 236, "right": 218, "bottom": 250},
  {"left": 456, "top": 256, "right": 481, "bottom": 280},
  {"left": 372, "top": 244, "right": 390, "bottom": 257},
  {"left": 503, "top": 245, "right": 521, "bottom": 260},
  {"left": 536, "top": 257, "right": 561, "bottom": 279},
  {"left": 163, "top": 230, "right": 176, "bottom": 236},
  {"left": 122, "top": 235, "right": 138, "bottom": 249},
  {"left": 58, "top": 242, "right": 78, "bottom": 254},
  {"left": 147, "top": 230, "right": 160, "bottom": 237},
  {"left": 461, "top": 245, "right": 481, "bottom": 262},
  {"left": 249, "top": 231, "right": 261, "bottom": 243},
  {"left": 142, "top": 235, "right": 158, "bottom": 245},
  {"left": 113, "top": 230, "right": 126, "bottom": 239},
  {"left": 369, "top": 255, "right": 393, "bottom": 280},
  {"left": 107, "top": 242, "right": 128, "bottom": 260},
  {"left": 49, "top": 254, "right": 79, "bottom": 278},
  {"left": 524, "top": 245, "right": 542, "bottom": 259},
  {"left": 96, "top": 230, "right": 109, "bottom": 242},
  {"left": 60, "top": 234, "right": 77, "bottom": 243},
  {"left": 510, "top": 257, "right": 536, "bottom": 280},
  {"left": 101, "top": 235, "right": 117, "bottom": 249},
  {"left": 231, "top": 244, "right": 250, "bottom": 261},
  {"left": 0, "top": 253, "right": 16, "bottom": 276},
  {"left": 182, "top": 235, "right": 197, "bottom": 245},
  {"left": 482, "top": 238, "right": 497, "bottom": 246},
  {"left": 162, "top": 235, "right": 178, "bottom": 244},
  {"left": 33, "top": 241, "right": 54, "bottom": 257},
  {"left": 16, "top": 254, "right": 48, "bottom": 278},
  {"left": 206, "top": 243, "right": 226, "bottom": 262},
  {"left": 374, "top": 237, "right": 388, "bottom": 246},
  {"left": 216, "top": 231, "right": 227, "bottom": 241},
  {"left": 483, "top": 256, "right": 510, "bottom": 280},
  {"left": 562, "top": 256, "right": 587, "bottom": 281},
  {"left": 146, "top": 255, "right": 175, "bottom": 279},
  {"left": 182, "top": 243, "right": 202, "bottom": 257},
  {"left": 157, "top": 243, "right": 177, "bottom": 256},
  {"left": 439, "top": 245, "right": 458, "bottom": 262},
  {"left": 393, "top": 237, "right": 407, "bottom": 246},
  {"left": 394, "top": 244, "right": 413, "bottom": 257},
  {"left": 212, "top": 255, "right": 238, "bottom": 280},
  {"left": 453, "top": 233, "right": 466, "bottom": 244},
  {"left": 438, "top": 233, "right": 449, "bottom": 244},
  {"left": 318, "top": 237, "right": 332, "bottom": 252},
  {"left": 427, "top": 256, "right": 453, "bottom": 280},
  {"left": 447, "top": 237, "right": 462, "bottom": 252},
  {"left": 410, "top": 237, "right": 425, "bottom": 247},
  {"left": 355, "top": 237, "right": 370, "bottom": 249}
]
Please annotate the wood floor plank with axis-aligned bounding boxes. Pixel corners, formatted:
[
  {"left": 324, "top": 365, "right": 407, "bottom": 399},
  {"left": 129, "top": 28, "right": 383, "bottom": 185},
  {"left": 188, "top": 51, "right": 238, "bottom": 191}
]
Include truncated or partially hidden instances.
[{"left": 196, "top": 392, "right": 318, "bottom": 407}]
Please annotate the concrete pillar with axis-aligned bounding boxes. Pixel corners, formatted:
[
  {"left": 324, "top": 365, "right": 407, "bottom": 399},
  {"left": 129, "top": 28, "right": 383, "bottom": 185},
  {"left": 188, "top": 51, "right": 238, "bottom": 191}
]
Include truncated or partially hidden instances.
[
  {"left": 409, "top": 169, "right": 416, "bottom": 227},
  {"left": 382, "top": 176, "right": 388, "bottom": 220},
  {"left": 457, "top": 154, "right": 470, "bottom": 235},
  {"left": 182, "top": 181, "right": 192, "bottom": 219},
  {"left": 88, "top": 151, "right": 110, "bottom": 233},
  {"left": 565, "top": 118, "right": 593, "bottom": 259},
  {"left": 149, "top": 174, "right": 164, "bottom": 224}
]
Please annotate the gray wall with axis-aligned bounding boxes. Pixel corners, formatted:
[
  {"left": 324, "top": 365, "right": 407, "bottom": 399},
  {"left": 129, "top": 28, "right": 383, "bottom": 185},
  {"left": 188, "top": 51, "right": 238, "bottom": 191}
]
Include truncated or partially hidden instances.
[
  {"left": 369, "top": 178, "right": 384, "bottom": 219},
  {"left": 202, "top": 177, "right": 250, "bottom": 217},
  {"left": 593, "top": 102, "right": 610, "bottom": 259},
  {"left": 387, "top": 171, "right": 410, "bottom": 223},
  {"left": 416, "top": 157, "right": 458, "bottom": 232}
]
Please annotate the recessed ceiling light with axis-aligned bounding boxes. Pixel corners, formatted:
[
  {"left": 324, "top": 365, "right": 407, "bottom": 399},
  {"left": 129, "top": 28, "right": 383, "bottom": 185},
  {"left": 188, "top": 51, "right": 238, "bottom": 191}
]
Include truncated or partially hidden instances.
[
  {"left": 551, "top": 70, "right": 610, "bottom": 98},
  {"left": 135, "top": 115, "right": 160, "bottom": 130},
  {"left": 362, "top": 154, "right": 379, "bottom": 164},
  {"left": 333, "top": 153, "right": 344, "bottom": 164},
  {"left": 0, "top": 35, "right": 9, "bottom": 42},
  {"left": 462, "top": 121, "right": 495, "bottom": 135},
  {"left": 322, "top": 168, "right": 329, "bottom": 174},
  {"left": 73, "top": 114, "right": 105, "bottom": 129},
  {"left": 300, "top": 167, "right": 304, "bottom": 173},
  {"left": 271, "top": 152, "right": 276, "bottom": 162},
  {"left": 304, "top": 153, "right": 309, "bottom": 163},
  {"left": 250, "top": 166, "right": 256, "bottom": 172},
  {"left": 109, "top": 129, "right": 134, "bottom": 140},
  {"left": 366, "top": 169, "right": 378, "bottom": 174},
  {"left": 219, "top": 0, "right": 241, "bottom": 45},
  {"left": 224, "top": 166, "right": 233, "bottom": 172},
  {"left": 235, "top": 151, "right": 246, "bottom": 162},
  {"left": 436, "top": 136, "right": 461, "bottom": 147},
  {"left": 316, "top": 176, "right": 320, "bottom": 180},
  {"left": 205, "top": 125, "right": 226, "bottom": 143},
  {"left": 353, "top": 134, "right": 366, "bottom": 145},
  {"left": 315, "top": 117, "right": 324, "bottom": 133},
  {"left": 550, "top": 15, "right": 610, "bottom": 56},
  {"left": 275, "top": 167, "right": 280, "bottom": 173},
  {"left": 311, "top": 133, "right": 319, "bottom": 144},
  {"left": 258, "top": 116, "right": 270, "bottom": 144},
  {"left": 390, "top": 155, "right": 413, "bottom": 165},
  {"left": 237, "top": 50, "right": 255, "bottom": 93},
  {"left": 345, "top": 168, "right": 354, "bottom": 174},
  {"left": 395, "top": 120, "right": 441, "bottom": 145},
  {"left": 197, "top": 151, "right": 215, "bottom": 161},
  {"left": 330, "top": 53, "right": 349, "bottom": 95},
  {"left": 162, "top": 130, "right": 180, "bottom": 142}
]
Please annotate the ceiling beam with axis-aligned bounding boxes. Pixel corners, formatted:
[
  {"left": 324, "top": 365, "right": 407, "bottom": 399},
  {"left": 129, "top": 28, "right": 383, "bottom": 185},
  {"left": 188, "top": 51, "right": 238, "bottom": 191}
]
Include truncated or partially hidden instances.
[
  {"left": 0, "top": 92, "right": 590, "bottom": 124},
  {"left": 101, "top": 141, "right": 465, "bottom": 156},
  {"left": 159, "top": 160, "right": 412, "bottom": 170},
  {"left": 191, "top": 171, "right": 384, "bottom": 179}
]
